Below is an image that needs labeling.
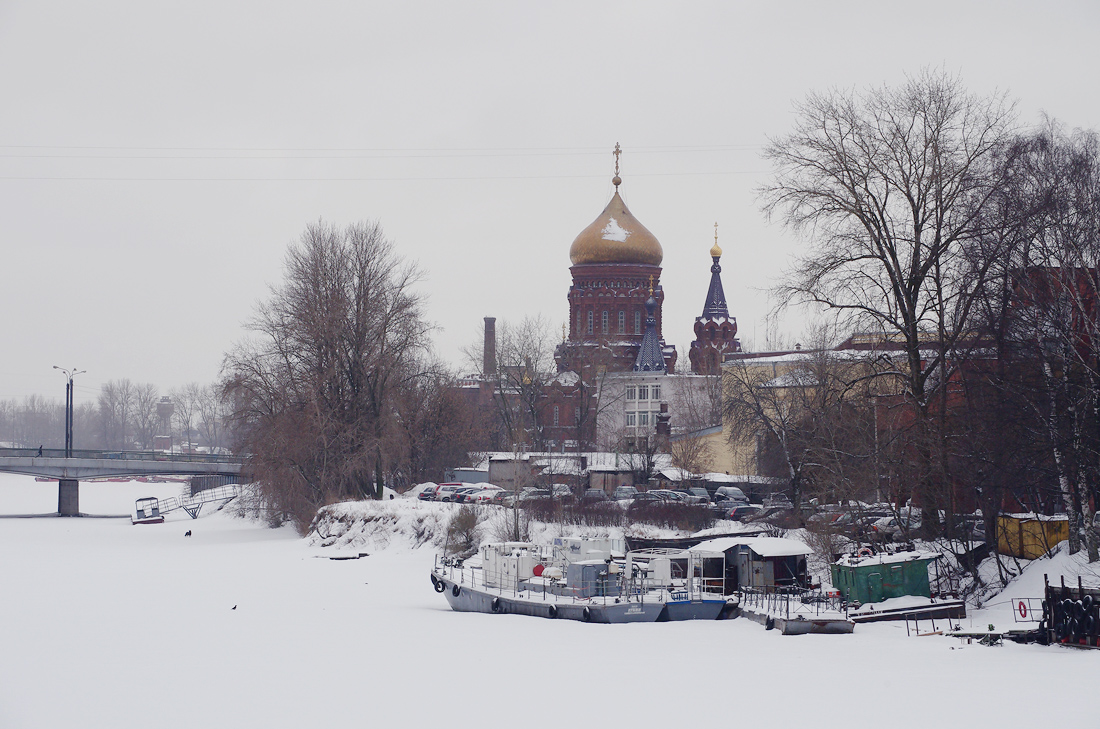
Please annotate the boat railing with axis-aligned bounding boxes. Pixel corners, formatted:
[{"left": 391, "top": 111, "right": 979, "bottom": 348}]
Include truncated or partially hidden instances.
[
  {"left": 433, "top": 554, "right": 670, "bottom": 604},
  {"left": 739, "top": 585, "right": 847, "bottom": 620}
]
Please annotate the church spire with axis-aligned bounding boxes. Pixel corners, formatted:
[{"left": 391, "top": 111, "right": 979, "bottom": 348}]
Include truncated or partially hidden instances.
[
  {"left": 701, "top": 224, "right": 729, "bottom": 320},
  {"left": 633, "top": 285, "right": 666, "bottom": 372}
]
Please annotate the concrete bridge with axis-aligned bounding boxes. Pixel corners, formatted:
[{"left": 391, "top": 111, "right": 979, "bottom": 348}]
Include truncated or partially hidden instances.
[{"left": 0, "top": 447, "right": 244, "bottom": 516}]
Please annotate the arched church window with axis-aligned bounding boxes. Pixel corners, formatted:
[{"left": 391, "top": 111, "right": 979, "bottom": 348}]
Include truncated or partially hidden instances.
[
  {"left": 587, "top": 311, "right": 593, "bottom": 334},
  {"left": 634, "top": 311, "right": 641, "bottom": 335},
  {"left": 602, "top": 311, "right": 608, "bottom": 333},
  {"left": 618, "top": 311, "right": 625, "bottom": 333}
]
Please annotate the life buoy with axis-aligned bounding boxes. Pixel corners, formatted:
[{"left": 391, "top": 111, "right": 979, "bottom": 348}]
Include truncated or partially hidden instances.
[
  {"left": 582, "top": 606, "right": 592, "bottom": 622},
  {"left": 491, "top": 597, "right": 502, "bottom": 613},
  {"left": 1017, "top": 600, "right": 1028, "bottom": 619},
  {"left": 434, "top": 578, "right": 447, "bottom": 594},
  {"left": 452, "top": 584, "right": 461, "bottom": 598},
  {"left": 547, "top": 604, "right": 558, "bottom": 619},
  {"left": 857, "top": 547, "right": 874, "bottom": 558}
]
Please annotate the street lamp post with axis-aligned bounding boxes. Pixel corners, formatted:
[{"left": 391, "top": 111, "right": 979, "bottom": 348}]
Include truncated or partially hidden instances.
[{"left": 53, "top": 366, "right": 85, "bottom": 458}]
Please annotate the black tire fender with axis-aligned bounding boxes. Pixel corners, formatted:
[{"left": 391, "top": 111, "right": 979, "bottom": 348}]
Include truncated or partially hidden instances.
[
  {"left": 547, "top": 604, "right": 558, "bottom": 619},
  {"left": 491, "top": 597, "right": 502, "bottom": 613},
  {"left": 452, "top": 584, "right": 461, "bottom": 598},
  {"left": 434, "top": 579, "right": 447, "bottom": 594},
  {"left": 582, "top": 606, "right": 592, "bottom": 622}
]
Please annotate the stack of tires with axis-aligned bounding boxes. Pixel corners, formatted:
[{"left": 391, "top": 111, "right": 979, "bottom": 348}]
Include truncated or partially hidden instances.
[{"left": 1047, "top": 594, "right": 1098, "bottom": 645}]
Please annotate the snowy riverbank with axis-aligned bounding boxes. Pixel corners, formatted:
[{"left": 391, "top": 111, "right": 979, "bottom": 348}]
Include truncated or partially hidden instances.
[{"left": 1, "top": 473, "right": 1096, "bottom": 729}]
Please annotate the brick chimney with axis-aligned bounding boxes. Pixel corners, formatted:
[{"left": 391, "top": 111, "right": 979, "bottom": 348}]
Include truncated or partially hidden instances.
[{"left": 484, "top": 317, "right": 497, "bottom": 376}]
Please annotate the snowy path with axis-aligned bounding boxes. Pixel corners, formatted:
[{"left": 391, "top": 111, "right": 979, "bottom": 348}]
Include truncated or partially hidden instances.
[{"left": 0, "top": 474, "right": 1093, "bottom": 728}]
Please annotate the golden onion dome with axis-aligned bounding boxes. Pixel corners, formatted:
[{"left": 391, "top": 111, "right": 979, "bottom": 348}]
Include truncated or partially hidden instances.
[
  {"left": 710, "top": 240, "right": 723, "bottom": 258},
  {"left": 568, "top": 190, "right": 663, "bottom": 267}
]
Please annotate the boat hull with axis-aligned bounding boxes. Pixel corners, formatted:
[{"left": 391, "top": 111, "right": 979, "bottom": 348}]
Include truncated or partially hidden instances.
[
  {"left": 660, "top": 599, "right": 727, "bottom": 621},
  {"left": 432, "top": 571, "right": 663, "bottom": 623}
]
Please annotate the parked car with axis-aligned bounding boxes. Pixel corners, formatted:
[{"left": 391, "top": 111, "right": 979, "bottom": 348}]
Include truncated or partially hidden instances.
[
  {"left": 612, "top": 485, "right": 639, "bottom": 501},
  {"left": 868, "top": 515, "right": 922, "bottom": 542},
  {"left": 762, "top": 493, "right": 794, "bottom": 509},
  {"left": 551, "top": 484, "right": 574, "bottom": 501},
  {"left": 519, "top": 488, "right": 551, "bottom": 502},
  {"left": 436, "top": 483, "right": 468, "bottom": 502},
  {"left": 461, "top": 487, "right": 503, "bottom": 504},
  {"left": 713, "top": 486, "right": 749, "bottom": 505},
  {"left": 627, "top": 492, "right": 664, "bottom": 511},
  {"left": 647, "top": 489, "right": 687, "bottom": 503},
  {"left": 451, "top": 487, "right": 482, "bottom": 504},
  {"left": 417, "top": 485, "right": 439, "bottom": 501},
  {"left": 724, "top": 504, "right": 761, "bottom": 521},
  {"left": 581, "top": 488, "right": 610, "bottom": 504},
  {"left": 673, "top": 487, "right": 710, "bottom": 505}
]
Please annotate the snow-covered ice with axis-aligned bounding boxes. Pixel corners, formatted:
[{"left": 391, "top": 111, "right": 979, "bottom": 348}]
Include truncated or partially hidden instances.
[{"left": 1, "top": 473, "right": 1096, "bottom": 729}]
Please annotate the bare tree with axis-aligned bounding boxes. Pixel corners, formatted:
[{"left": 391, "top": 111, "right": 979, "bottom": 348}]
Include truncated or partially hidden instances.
[
  {"left": 132, "top": 383, "right": 160, "bottom": 450},
  {"left": 223, "top": 220, "right": 434, "bottom": 529},
  {"left": 762, "top": 69, "right": 1017, "bottom": 530}
]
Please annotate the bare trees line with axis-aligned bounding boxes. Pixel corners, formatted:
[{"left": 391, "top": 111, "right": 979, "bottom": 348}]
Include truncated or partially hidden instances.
[
  {"left": 734, "top": 70, "right": 1100, "bottom": 561},
  {"left": 0, "top": 380, "right": 228, "bottom": 452}
]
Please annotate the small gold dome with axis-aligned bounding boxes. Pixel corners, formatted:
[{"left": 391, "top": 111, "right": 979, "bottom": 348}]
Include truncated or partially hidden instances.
[
  {"left": 710, "top": 241, "right": 722, "bottom": 258},
  {"left": 569, "top": 190, "right": 663, "bottom": 266}
]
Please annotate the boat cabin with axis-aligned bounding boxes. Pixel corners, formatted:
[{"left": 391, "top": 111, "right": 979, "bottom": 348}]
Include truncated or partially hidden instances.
[
  {"left": 691, "top": 537, "right": 812, "bottom": 591},
  {"left": 831, "top": 550, "right": 939, "bottom": 605},
  {"left": 132, "top": 497, "right": 163, "bottom": 525}
]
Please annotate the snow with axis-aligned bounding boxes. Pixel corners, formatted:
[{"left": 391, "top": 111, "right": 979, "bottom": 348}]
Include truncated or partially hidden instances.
[
  {"left": 835, "top": 550, "right": 941, "bottom": 567},
  {"left": 2, "top": 473, "right": 1098, "bottom": 729},
  {"left": 600, "top": 216, "right": 629, "bottom": 242},
  {"left": 692, "top": 536, "right": 813, "bottom": 557},
  {"left": 850, "top": 595, "right": 946, "bottom": 614}
]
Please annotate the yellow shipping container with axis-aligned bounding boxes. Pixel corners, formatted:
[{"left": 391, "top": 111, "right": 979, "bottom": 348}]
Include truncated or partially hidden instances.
[{"left": 996, "top": 513, "right": 1069, "bottom": 559}]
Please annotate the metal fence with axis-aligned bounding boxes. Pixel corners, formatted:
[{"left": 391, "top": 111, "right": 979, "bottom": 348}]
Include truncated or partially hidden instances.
[{"left": 0, "top": 446, "right": 243, "bottom": 465}]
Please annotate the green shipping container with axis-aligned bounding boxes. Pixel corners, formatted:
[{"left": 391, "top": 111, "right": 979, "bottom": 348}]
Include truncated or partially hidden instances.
[{"left": 830, "top": 552, "right": 938, "bottom": 605}]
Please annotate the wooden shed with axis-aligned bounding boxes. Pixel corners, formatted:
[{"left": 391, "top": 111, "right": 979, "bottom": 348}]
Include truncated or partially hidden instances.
[
  {"left": 996, "top": 513, "right": 1069, "bottom": 560},
  {"left": 831, "top": 551, "right": 938, "bottom": 605}
]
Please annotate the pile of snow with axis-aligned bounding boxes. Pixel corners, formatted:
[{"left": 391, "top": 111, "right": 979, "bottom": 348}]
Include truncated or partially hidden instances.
[{"left": 308, "top": 499, "right": 451, "bottom": 552}]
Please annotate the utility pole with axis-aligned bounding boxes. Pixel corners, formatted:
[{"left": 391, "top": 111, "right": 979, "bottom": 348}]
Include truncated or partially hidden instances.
[{"left": 53, "top": 366, "right": 85, "bottom": 457}]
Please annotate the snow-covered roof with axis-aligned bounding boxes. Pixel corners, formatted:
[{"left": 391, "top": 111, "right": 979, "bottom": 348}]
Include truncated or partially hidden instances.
[
  {"left": 1003, "top": 512, "right": 1068, "bottom": 522},
  {"left": 702, "top": 473, "right": 783, "bottom": 484},
  {"left": 834, "top": 550, "right": 941, "bottom": 568},
  {"left": 690, "top": 536, "right": 812, "bottom": 558}
]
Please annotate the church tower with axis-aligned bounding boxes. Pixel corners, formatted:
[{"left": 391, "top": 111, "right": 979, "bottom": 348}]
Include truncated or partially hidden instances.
[
  {"left": 555, "top": 145, "right": 677, "bottom": 376},
  {"left": 689, "top": 224, "right": 741, "bottom": 374}
]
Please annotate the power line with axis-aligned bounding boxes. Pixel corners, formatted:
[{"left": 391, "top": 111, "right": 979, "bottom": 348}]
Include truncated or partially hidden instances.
[{"left": 0, "top": 170, "right": 767, "bottom": 182}]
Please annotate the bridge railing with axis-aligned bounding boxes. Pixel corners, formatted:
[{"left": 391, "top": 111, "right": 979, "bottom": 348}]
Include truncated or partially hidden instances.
[{"left": 0, "top": 447, "right": 245, "bottom": 465}]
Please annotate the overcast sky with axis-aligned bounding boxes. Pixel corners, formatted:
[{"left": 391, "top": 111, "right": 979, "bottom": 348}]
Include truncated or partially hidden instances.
[{"left": 1, "top": 1, "right": 1098, "bottom": 405}]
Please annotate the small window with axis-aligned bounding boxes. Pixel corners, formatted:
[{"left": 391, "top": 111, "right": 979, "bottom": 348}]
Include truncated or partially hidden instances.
[
  {"left": 587, "top": 311, "right": 593, "bottom": 334},
  {"left": 553, "top": 405, "right": 560, "bottom": 426},
  {"left": 639, "top": 412, "right": 649, "bottom": 426},
  {"left": 635, "top": 311, "right": 641, "bottom": 335},
  {"left": 626, "top": 412, "right": 636, "bottom": 426},
  {"left": 576, "top": 310, "right": 582, "bottom": 335},
  {"left": 625, "top": 386, "right": 636, "bottom": 400},
  {"left": 602, "top": 311, "right": 608, "bottom": 334},
  {"left": 618, "top": 311, "right": 625, "bottom": 333},
  {"left": 651, "top": 385, "right": 661, "bottom": 400},
  {"left": 638, "top": 386, "right": 649, "bottom": 400}
]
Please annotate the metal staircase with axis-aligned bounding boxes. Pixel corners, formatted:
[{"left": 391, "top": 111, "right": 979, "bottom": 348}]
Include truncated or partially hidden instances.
[{"left": 157, "top": 484, "right": 241, "bottom": 519}]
